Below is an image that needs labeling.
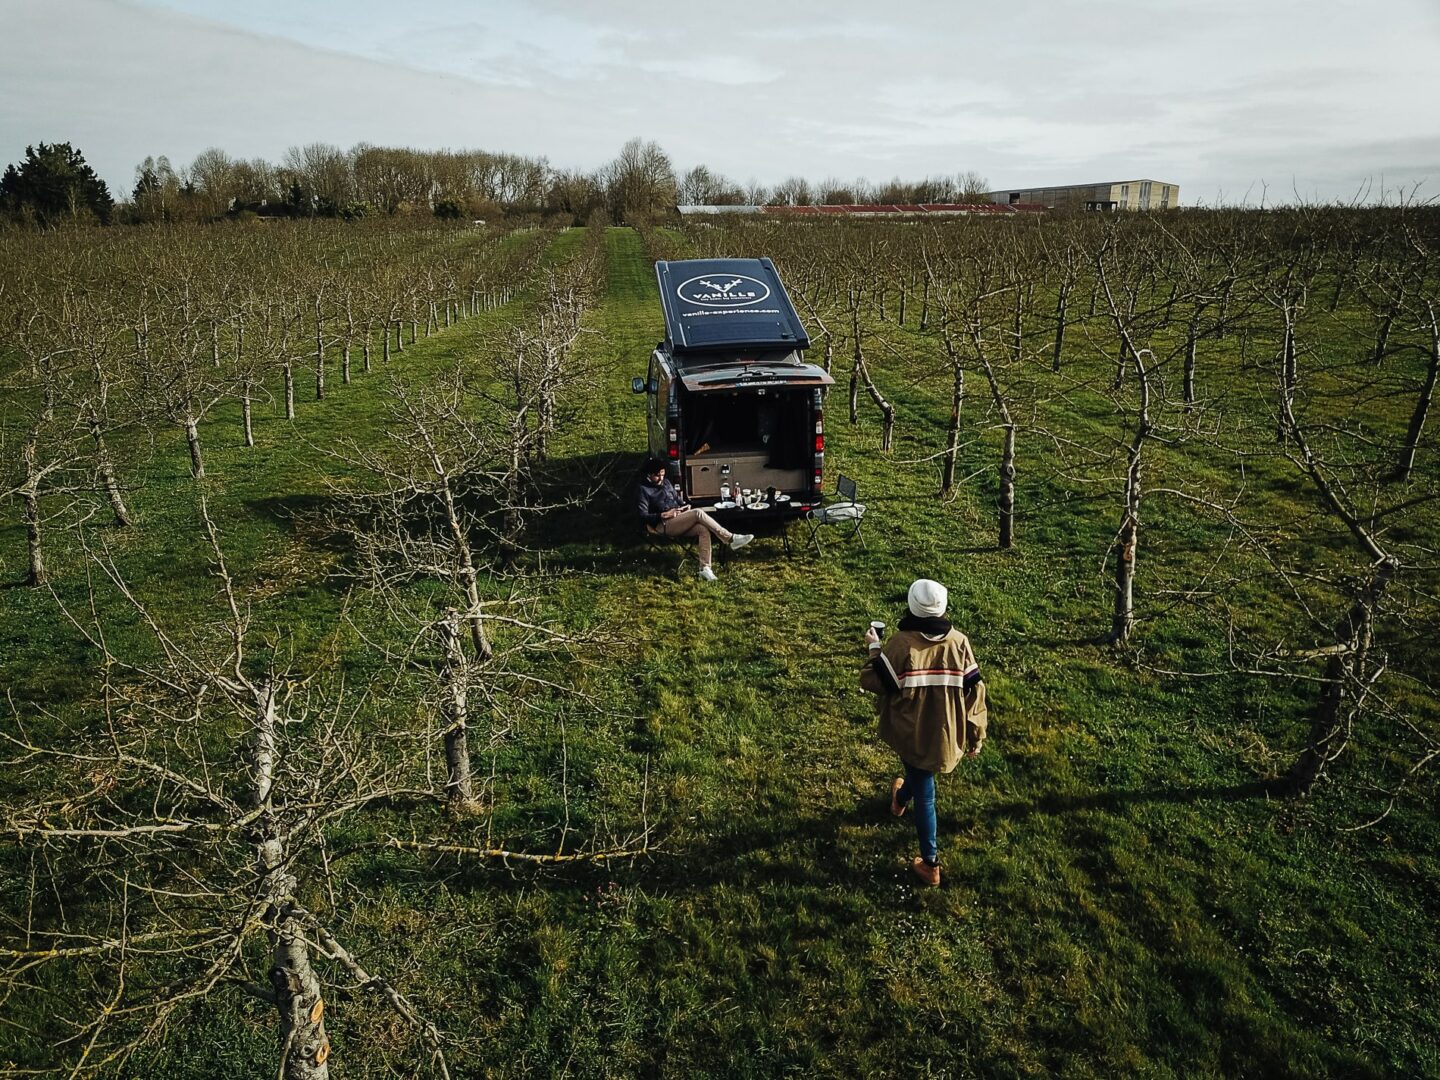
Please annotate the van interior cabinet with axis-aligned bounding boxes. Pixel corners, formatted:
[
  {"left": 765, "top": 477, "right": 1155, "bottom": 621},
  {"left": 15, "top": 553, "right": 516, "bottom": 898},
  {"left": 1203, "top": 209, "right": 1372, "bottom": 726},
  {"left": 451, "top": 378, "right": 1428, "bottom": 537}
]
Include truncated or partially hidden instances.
[{"left": 686, "top": 454, "right": 805, "bottom": 498}]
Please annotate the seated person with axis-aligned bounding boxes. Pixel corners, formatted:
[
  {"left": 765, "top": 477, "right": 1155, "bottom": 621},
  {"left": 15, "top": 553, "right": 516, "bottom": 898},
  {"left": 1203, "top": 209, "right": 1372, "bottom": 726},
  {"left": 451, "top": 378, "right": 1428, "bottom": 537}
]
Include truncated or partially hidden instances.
[{"left": 635, "top": 457, "right": 753, "bottom": 581}]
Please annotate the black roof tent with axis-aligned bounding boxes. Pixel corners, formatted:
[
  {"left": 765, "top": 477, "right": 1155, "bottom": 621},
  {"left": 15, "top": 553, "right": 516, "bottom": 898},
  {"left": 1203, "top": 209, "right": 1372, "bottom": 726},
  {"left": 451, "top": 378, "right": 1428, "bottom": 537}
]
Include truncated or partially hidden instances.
[{"left": 656, "top": 258, "right": 812, "bottom": 354}]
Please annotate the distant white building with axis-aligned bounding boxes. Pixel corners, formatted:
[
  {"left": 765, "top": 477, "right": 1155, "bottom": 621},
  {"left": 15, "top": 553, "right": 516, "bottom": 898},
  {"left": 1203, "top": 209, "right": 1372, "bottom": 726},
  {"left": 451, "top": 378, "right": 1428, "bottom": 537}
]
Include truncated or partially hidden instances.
[
  {"left": 986, "top": 180, "right": 1179, "bottom": 211},
  {"left": 676, "top": 203, "right": 1043, "bottom": 218}
]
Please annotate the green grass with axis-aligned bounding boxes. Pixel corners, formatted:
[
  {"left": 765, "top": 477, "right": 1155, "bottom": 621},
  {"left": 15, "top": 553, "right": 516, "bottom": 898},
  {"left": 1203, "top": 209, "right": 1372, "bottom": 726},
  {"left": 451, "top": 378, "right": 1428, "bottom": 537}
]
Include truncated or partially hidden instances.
[{"left": 2, "top": 224, "right": 1438, "bottom": 1078}]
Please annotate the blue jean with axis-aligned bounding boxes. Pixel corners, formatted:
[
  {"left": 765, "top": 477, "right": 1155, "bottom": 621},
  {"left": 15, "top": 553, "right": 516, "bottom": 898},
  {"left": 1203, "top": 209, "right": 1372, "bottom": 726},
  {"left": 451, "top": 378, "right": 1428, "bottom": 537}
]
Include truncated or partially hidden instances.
[{"left": 895, "top": 762, "right": 938, "bottom": 864}]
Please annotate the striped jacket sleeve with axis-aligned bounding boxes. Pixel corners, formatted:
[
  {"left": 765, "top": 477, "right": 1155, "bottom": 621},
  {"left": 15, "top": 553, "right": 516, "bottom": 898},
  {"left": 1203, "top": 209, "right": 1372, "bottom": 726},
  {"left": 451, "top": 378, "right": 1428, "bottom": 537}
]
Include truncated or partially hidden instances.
[{"left": 859, "top": 639, "right": 905, "bottom": 694}]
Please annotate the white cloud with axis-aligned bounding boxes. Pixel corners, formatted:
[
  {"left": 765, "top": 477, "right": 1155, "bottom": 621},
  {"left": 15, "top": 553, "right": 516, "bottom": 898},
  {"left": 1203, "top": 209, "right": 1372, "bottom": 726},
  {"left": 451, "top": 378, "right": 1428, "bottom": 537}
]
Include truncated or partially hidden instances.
[{"left": 1, "top": 0, "right": 1436, "bottom": 202}]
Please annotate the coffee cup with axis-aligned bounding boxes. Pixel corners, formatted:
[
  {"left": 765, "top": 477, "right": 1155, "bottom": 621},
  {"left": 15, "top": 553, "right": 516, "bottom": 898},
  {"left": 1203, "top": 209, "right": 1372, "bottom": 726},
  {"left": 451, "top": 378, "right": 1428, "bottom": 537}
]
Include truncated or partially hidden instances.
[{"left": 869, "top": 620, "right": 886, "bottom": 639}]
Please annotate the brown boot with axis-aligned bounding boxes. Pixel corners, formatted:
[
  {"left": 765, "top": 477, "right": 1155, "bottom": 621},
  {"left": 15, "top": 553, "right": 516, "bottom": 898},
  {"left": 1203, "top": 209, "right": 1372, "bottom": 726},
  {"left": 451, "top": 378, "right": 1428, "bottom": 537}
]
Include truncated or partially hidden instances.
[
  {"left": 911, "top": 857, "right": 940, "bottom": 887},
  {"left": 889, "top": 776, "right": 906, "bottom": 817}
]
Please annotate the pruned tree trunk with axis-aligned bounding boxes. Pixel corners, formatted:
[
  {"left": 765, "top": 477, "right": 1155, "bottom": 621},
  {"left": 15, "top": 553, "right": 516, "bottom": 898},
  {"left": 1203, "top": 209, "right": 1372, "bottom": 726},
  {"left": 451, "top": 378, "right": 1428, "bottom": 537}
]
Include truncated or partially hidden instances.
[
  {"left": 1184, "top": 312, "right": 1201, "bottom": 408},
  {"left": 437, "top": 611, "right": 479, "bottom": 813},
  {"left": 1010, "top": 285, "right": 1025, "bottom": 361},
  {"left": 1113, "top": 334, "right": 1131, "bottom": 391},
  {"left": 848, "top": 353, "right": 859, "bottom": 424},
  {"left": 242, "top": 383, "right": 255, "bottom": 447},
  {"left": 21, "top": 426, "right": 45, "bottom": 586},
  {"left": 1156, "top": 281, "right": 1174, "bottom": 329},
  {"left": 284, "top": 362, "right": 296, "bottom": 421},
  {"left": 90, "top": 413, "right": 132, "bottom": 526},
  {"left": 425, "top": 455, "right": 492, "bottom": 660},
  {"left": 314, "top": 318, "right": 326, "bottom": 401},
  {"left": 1372, "top": 311, "right": 1395, "bottom": 366},
  {"left": 998, "top": 423, "right": 1016, "bottom": 549},
  {"left": 1095, "top": 250, "right": 1151, "bottom": 644},
  {"left": 1394, "top": 301, "right": 1439, "bottom": 482},
  {"left": 269, "top": 913, "right": 330, "bottom": 1080},
  {"left": 847, "top": 309, "right": 895, "bottom": 450},
  {"left": 1277, "top": 300, "right": 1298, "bottom": 442},
  {"left": 940, "top": 365, "right": 964, "bottom": 496},
  {"left": 1283, "top": 561, "right": 1395, "bottom": 795},
  {"left": 1328, "top": 259, "right": 1352, "bottom": 312},
  {"left": 968, "top": 325, "right": 1019, "bottom": 549},
  {"left": 855, "top": 351, "right": 895, "bottom": 451},
  {"left": 250, "top": 681, "right": 331, "bottom": 1079},
  {"left": 1109, "top": 436, "right": 1143, "bottom": 644},
  {"left": 251, "top": 680, "right": 279, "bottom": 810},
  {"left": 1052, "top": 283, "right": 1070, "bottom": 372},
  {"left": 184, "top": 415, "right": 205, "bottom": 479}
]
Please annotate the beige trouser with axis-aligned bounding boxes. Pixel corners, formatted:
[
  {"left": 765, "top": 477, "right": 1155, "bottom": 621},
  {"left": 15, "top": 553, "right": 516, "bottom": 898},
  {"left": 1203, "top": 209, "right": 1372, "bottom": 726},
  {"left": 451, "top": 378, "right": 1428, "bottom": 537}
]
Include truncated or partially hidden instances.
[{"left": 656, "top": 508, "right": 733, "bottom": 567}]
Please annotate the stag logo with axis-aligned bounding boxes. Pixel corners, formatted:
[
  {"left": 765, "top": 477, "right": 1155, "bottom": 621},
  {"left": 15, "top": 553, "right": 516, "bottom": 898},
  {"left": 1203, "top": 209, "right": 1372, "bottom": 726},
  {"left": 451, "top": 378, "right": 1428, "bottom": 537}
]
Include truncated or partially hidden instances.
[{"left": 677, "top": 273, "right": 772, "bottom": 308}]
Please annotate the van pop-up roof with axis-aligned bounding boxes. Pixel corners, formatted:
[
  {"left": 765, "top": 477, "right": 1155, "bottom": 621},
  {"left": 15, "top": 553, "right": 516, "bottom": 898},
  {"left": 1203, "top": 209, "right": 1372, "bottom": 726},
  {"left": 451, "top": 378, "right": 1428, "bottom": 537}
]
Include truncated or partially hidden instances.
[{"left": 656, "top": 258, "right": 812, "bottom": 355}]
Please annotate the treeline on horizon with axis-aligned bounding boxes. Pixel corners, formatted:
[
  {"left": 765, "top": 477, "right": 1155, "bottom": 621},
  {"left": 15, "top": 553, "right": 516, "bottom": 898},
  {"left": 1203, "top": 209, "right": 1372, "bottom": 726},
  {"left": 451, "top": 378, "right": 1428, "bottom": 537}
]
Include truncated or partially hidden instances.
[
  {"left": 0, "top": 137, "right": 999, "bottom": 228},
  {"left": 5, "top": 137, "right": 1433, "bottom": 233}
]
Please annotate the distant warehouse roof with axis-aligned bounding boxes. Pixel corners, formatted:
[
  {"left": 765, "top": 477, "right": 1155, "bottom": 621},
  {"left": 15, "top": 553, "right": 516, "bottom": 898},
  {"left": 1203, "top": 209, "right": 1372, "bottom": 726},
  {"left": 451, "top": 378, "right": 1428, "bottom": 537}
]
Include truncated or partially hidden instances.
[
  {"left": 985, "top": 180, "right": 1179, "bottom": 211},
  {"left": 677, "top": 203, "right": 1046, "bottom": 217}
]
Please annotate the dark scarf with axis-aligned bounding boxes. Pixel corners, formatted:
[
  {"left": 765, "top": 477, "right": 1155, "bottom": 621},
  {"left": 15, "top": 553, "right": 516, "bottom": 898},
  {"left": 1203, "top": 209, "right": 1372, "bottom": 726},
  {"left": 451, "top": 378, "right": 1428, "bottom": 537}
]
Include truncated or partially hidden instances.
[{"left": 899, "top": 613, "right": 952, "bottom": 636}]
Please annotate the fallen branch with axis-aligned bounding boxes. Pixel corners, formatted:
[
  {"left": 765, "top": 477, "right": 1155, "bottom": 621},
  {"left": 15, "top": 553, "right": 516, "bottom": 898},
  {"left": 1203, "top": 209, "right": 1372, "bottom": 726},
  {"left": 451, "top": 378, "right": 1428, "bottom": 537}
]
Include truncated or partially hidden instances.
[{"left": 382, "top": 837, "right": 654, "bottom": 864}]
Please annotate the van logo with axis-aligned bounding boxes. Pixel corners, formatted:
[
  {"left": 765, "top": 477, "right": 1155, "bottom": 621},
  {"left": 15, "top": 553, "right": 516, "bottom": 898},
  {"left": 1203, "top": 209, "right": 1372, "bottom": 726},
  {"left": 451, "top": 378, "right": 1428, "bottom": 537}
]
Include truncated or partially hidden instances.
[{"left": 677, "top": 273, "right": 772, "bottom": 309}]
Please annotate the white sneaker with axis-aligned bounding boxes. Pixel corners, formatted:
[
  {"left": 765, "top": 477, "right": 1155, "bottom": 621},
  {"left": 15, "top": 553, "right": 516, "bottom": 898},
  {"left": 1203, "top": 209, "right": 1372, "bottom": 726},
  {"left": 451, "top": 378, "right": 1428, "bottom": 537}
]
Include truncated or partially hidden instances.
[
  {"left": 729, "top": 533, "right": 754, "bottom": 550},
  {"left": 698, "top": 566, "right": 718, "bottom": 581}
]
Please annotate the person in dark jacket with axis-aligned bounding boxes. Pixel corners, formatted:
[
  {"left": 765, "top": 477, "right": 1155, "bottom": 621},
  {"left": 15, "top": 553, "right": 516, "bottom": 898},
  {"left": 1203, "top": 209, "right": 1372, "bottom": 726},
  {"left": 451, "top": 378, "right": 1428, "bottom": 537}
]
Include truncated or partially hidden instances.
[
  {"left": 860, "top": 578, "right": 988, "bottom": 887},
  {"left": 636, "top": 457, "right": 752, "bottom": 580}
]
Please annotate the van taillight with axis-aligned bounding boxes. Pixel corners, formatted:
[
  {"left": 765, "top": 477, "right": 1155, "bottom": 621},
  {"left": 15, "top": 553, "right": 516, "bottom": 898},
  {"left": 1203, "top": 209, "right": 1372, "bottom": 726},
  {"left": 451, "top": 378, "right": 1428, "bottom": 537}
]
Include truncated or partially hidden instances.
[
  {"left": 815, "top": 434, "right": 825, "bottom": 452},
  {"left": 668, "top": 427, "right": 679, "bottom": 459}
]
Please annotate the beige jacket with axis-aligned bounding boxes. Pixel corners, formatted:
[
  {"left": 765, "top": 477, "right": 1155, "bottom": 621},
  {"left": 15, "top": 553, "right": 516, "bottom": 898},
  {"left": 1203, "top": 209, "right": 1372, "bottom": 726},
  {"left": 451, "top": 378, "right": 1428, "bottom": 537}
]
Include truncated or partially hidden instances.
[{"left": 860, "top": 628, "right": 987, "bottom": 774}]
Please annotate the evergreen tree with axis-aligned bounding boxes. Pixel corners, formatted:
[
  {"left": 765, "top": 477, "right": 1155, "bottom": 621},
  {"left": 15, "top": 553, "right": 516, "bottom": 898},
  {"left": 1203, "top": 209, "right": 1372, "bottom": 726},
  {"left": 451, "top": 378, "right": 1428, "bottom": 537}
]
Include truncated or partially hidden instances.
[{"left": 0, "top": 142, "right": 114, "bottom": 225}]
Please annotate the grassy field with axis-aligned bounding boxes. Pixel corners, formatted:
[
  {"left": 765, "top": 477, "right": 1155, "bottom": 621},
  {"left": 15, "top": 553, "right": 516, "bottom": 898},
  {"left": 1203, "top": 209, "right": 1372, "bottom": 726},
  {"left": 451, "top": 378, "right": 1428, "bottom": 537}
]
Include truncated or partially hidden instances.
[{"left": 2, "top": 224, "right": 1437, "bottom": 1078}]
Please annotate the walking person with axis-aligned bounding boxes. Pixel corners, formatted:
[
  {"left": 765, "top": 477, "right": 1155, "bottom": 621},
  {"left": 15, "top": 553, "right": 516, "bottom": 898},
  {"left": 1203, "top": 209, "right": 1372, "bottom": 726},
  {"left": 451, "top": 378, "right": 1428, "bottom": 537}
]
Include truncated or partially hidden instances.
[
  {"left": 635, "top": 457, "right": 752, "bottom": 580},
  {"left": 860, "top": 578, "right": 988, "bottom": 886}
]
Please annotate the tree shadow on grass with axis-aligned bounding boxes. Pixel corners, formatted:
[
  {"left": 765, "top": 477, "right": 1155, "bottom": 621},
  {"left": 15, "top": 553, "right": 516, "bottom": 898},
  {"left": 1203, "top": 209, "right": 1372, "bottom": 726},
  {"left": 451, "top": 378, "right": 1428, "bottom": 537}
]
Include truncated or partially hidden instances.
[
  {"left": 348, "top": 800, "right": 907, "bottom": 901},
  {"left": 245, "top": 492, "right": 352, "bottom": 551},
  {"left": 341, "top": 778, "right": 1288, "bottom": 910},
  {"left": 979, "top": 779, "right": 1282, "bottom": 824}
]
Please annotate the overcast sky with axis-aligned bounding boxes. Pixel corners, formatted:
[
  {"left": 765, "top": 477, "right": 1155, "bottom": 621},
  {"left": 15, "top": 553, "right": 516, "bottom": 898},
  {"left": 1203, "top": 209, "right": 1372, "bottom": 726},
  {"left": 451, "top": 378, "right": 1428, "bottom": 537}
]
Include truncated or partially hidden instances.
[{"left": 5, "top": 0, "right": 1439, "bottom": 205}]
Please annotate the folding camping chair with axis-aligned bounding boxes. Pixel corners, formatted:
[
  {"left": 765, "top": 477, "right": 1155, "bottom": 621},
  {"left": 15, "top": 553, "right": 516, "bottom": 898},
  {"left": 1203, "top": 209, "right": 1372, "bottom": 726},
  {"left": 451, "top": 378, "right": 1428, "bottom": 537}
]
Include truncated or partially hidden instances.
[{"left": 805, "top": 473, "right": 866, "bottom": 553}]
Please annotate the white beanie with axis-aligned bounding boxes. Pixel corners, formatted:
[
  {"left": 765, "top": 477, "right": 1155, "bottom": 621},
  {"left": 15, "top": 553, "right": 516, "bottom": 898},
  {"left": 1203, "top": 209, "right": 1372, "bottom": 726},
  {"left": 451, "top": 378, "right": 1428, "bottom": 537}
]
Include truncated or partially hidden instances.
[{"left": 908, "top": 578, "right": 948, "bottom": 618}]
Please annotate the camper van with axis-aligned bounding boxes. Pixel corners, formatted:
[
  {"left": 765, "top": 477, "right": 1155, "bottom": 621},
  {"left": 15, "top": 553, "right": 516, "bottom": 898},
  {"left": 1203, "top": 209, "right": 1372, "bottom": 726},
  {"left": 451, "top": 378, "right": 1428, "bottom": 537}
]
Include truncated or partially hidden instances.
[{"left": 633, "top": 258, "right": 834, "bottom": 513}]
